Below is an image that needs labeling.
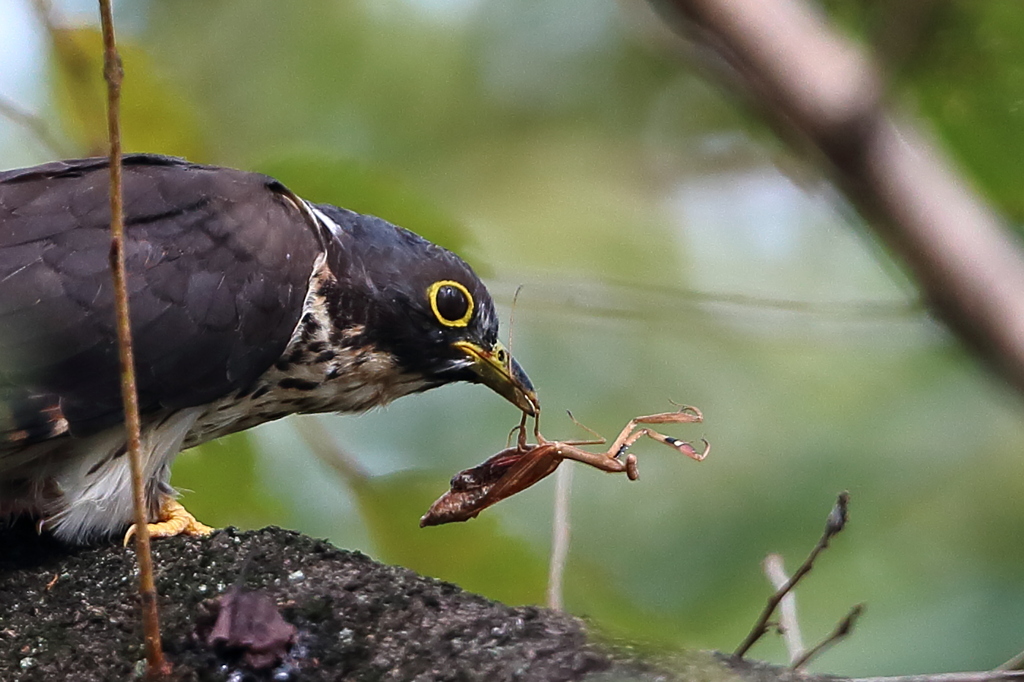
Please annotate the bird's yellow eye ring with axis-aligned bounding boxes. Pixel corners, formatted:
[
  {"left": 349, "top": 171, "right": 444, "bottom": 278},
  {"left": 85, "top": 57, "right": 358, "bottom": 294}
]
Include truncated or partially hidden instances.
[{"left": 428, "top": 280, "right": 474, "bottom": 327}]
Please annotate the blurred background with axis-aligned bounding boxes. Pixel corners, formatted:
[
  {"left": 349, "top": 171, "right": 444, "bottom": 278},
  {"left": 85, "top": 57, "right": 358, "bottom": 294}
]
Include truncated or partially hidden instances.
[{"left": 3, "top": 0, "right": 1024, "bottom": 675}]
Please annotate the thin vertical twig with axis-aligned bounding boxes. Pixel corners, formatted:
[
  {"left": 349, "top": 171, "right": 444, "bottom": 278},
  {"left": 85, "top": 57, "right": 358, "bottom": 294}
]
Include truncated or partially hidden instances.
[
  {"left": 97, "top": 1, "right": 167, "bottom": 677},
  {"left": 763, "top": 553, "right": 805, "bottom": 664},
  {"left": 546, "top": 464, "right": 573, "bottom": 610}
]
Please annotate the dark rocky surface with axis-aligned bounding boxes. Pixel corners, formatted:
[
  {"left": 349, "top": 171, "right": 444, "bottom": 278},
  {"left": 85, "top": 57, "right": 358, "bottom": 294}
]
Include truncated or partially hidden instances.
[{"left": 0, "top": 523, "right": 740, "bottom": 681}]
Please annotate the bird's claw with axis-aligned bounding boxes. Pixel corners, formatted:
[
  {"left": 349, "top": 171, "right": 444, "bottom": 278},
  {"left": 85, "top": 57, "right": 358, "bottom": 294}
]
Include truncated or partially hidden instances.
[{"left": 123, "top": 497, "right": 213, "bottom": 546}]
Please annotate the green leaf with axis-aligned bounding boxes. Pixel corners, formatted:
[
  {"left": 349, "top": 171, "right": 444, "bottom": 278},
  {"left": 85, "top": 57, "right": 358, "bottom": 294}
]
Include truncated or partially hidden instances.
[{"left": 48, "top": 27, "right": 206, "bottom": 159}]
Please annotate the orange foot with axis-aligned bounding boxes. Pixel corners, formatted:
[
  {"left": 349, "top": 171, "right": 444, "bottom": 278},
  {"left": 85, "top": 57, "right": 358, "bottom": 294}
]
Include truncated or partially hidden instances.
[{"left": 123, "top": 496, "right": 214, "bottom": 546}]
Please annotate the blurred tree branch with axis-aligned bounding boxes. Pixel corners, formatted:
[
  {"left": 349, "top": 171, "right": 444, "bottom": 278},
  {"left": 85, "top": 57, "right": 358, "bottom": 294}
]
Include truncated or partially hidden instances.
[
  {"left": 0, "top": 95, "right": 71, "bottom": 157},
  {"left": 652, "top": 0, "right": 1024, "bottom": 400}
]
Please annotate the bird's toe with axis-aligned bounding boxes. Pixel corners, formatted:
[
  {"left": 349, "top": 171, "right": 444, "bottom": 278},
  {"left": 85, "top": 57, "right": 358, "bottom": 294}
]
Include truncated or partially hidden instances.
[{"left": 123, "top": 497, "right": 213, "bottom": 546}]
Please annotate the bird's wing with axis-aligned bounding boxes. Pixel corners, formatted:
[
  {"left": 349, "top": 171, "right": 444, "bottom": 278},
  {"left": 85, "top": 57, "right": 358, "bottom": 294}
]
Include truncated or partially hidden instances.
[{"left": 0, "top": 154, "right": 324, "bottom": 448}]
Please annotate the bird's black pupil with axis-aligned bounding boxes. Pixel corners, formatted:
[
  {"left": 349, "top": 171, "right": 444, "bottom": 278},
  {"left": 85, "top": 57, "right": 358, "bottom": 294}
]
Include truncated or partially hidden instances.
[{"left": 436, "top": 285, "right": 468, "bottom": 322}]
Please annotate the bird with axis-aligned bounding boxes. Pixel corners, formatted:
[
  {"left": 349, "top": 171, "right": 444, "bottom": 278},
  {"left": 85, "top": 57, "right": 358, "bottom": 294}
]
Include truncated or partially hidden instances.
[{"left": 0, "top": 154, "right": 538, "bottom": 544}]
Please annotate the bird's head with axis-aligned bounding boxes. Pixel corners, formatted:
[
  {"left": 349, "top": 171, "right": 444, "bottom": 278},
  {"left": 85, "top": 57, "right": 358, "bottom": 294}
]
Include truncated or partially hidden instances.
[{"left": 312, "top": 204, "right": 538, "bottom": 416}]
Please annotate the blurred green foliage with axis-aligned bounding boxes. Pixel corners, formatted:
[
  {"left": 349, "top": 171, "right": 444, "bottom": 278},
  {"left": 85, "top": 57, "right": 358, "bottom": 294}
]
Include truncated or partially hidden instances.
[
  {"left": 5, "top": 0, "right": 1024, "bottom": 676},
  {"left": 173, "top": 432, "right": 287, "bottom": 531},
  {"left": 48, "top": 26, "right": 205, "bottom": 158},
  {"left": 900, "top": 3, "right": 1024, "bottom": 222},
  {"left": 258, "top": 155, "right": 470, "bottom": 256}
]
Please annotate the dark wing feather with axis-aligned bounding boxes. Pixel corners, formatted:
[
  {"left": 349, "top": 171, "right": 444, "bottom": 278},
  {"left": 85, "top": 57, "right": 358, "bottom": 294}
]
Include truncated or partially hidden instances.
[{"left": 0, "top": 154, "right": 323, "bottom": 444}]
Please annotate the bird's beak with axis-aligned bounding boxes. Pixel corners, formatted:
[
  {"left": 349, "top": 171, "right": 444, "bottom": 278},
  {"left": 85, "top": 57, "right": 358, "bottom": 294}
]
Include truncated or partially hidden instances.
[{"left": 453, "top": 340, "right": 539, "bottom": 416}]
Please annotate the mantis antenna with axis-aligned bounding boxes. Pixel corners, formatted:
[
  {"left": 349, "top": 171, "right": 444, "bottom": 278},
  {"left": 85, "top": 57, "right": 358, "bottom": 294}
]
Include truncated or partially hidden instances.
[
  {"left": 506, "top": 284, "right": 538, "bottom": 443},
  {"left": 507, "top": 284, "right": 524, "bottom": 366}
]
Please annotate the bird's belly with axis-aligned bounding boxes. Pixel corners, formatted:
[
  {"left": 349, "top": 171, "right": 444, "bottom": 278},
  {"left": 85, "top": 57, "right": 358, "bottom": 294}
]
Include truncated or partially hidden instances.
[{"left": 182, "top": 344, "right": 429, "bottom": 449}]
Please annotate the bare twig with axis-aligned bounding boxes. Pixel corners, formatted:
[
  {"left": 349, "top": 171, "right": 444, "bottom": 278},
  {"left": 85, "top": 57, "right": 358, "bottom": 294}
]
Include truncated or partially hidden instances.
[
  {"left": 97, "top": 1, "right": 166, "bottom": 677},
  {"left": 792, "top": 603, "right": 863, "bottom": 669},
  {"left": 546, "top": 464, "right": 573, "bottom": 610},
  {"left": 734, "top": 492, "right": 850, "bottom": 659},
  {"left": 763, "top": 553, "right": 804, "bottom": 664},
  {"left": 654, "top": 0, "right": 1024, "bottom": 401},
  {"left": 0, "top": 95, "right": 71, "bottom": 157}
]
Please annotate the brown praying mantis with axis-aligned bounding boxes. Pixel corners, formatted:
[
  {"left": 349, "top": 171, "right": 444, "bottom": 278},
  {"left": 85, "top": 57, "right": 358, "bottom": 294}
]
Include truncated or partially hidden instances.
[{"left": 420, "top": 406, "right": 709, "bottom": 527}]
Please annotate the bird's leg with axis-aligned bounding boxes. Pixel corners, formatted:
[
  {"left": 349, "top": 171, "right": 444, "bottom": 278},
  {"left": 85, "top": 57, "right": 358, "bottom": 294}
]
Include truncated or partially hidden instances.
[{"left": 123, "top": 496, "right": 213, "bottom": 546}]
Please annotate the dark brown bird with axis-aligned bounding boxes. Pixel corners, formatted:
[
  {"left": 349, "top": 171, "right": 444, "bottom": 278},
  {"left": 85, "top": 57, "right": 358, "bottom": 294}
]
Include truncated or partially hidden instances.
[{"left": 0, "top": 154, "right": 537, "bottom": 543}]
